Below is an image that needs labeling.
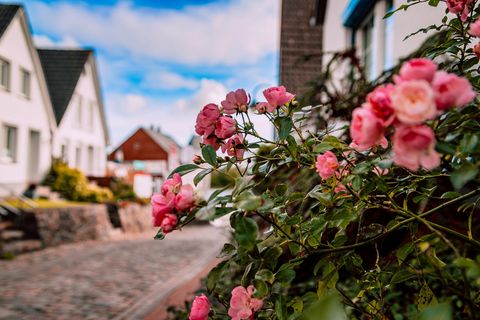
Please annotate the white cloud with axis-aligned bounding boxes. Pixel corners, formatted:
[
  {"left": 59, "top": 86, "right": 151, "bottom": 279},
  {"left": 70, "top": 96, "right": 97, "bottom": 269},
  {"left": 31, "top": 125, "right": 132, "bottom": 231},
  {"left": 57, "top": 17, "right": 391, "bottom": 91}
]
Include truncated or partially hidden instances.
[
  {"left": 33, "top": 34, "right": 80, "bottom": 48},
  {"left": 142, "top": 71, "right": 199, "bottom": 90},
  {"left": 27, "top": 0, "right": 280, "bottom": 65}
]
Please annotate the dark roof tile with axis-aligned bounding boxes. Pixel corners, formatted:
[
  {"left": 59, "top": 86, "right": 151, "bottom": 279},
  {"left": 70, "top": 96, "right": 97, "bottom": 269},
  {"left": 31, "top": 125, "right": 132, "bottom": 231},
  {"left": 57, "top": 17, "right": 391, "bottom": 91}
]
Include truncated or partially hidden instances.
[{"left": 0, "top": 4, "right": 20, "bottom": 38}]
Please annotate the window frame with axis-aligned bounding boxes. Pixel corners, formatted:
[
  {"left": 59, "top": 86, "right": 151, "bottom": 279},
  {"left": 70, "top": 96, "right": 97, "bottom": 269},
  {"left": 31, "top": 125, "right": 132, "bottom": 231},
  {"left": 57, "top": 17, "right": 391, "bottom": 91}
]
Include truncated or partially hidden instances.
[
  {"left": 0, "top": 57, "right": 11, "bottom": 91},
  {"left": 20, "top": 68, "right": 31, "bottom": 99},
  {"left": 1, "top": 124, "right": 18, "bottom": 163}
]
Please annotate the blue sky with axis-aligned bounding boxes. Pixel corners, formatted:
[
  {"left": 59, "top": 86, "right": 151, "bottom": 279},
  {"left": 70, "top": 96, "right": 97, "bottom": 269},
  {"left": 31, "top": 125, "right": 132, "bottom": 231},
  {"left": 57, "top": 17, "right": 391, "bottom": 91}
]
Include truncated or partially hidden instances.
[{"left": 18, "top": 0, "right": 280, "bottom": 146}]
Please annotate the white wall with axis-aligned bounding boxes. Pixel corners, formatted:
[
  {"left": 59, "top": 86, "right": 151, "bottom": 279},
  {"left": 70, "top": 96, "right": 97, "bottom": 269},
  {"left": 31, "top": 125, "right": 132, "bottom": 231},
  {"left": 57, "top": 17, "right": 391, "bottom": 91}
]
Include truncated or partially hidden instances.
[
  {"left": 322, "top": 0, "right": 445, "bottom": 80},
  {"left": 0, "top": 15, "right": 52, "bottom": 195},
  {"left": 52, "top": 57, "right": 107, "bottom": 177}
]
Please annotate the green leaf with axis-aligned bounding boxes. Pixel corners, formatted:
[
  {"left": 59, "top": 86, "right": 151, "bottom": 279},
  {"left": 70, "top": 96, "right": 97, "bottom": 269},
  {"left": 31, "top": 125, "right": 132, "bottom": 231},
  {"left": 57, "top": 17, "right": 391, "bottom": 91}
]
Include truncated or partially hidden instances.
[
  {"left": 440, "top": 191, "right": 461, "bottom": 199},
  {"left": 396, "top": 243, "right": 414, "bottom": 264},
  {"left": 256, "top": 269, "right": 275, "bottom": 284},
  {"left": 218, "top": 243, "right": 236, "bottom": 258},
  {"left": 233, "top": 216, "right": 258, "bottom": 251},
  {"left": 234, "top": 190, "right": 262, "bottom": 211},
  {"left": 275, "top": 184, "right": 288, "bottom": 196},
  {"left": 207, "top": 261, "right": 228, "bottom": 293},
  {"left": 276, "top": 265, "right": 296, "bottom": 284},
  {"left": 418, "top": 302, "right": 451, "bottom": 320},
  {"left": 202, "top": 145, "right": 218, "bottom": 167},
  {"left": 303, "top": 294, "right": 347, "bottom": 320},
  {"left": 428, "top": 0, "right": 440, "bottom": 6},
  {"left": 252, "top": 279, "right": 268, "bottom": 298},
  {"left": 278, "top": 117, "right": 294, "bottom": 140},
  {"left": 168, "top": 164, "right": 199, "bottom": 177},
  {"left": 193, "top": 168, "right": 212, "bottom": 186},
  {"left": 450, "top": 163, "right": 478, "bottom": 190},
  {"left": 391, "top": 269, "right": 416, "bottom": 285},
  {"left": 416, "top": 283, "right": 437, "bottom": 311},
  {"left": 275, "top": 295, "right": 287, "bottom": 320},
  {"left": 263, "top": 246, "right": 283, "bottom": 269},
  {"left": 154, "top": 228, "right": 165, "bottom": 240}
]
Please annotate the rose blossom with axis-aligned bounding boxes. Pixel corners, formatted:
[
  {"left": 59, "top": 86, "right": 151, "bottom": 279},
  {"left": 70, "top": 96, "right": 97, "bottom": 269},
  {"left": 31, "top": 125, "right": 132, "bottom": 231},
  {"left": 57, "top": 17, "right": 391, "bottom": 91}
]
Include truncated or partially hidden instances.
[
  {"left": 474, "top": 43, "right": 480, "bottom": 58},
  {"left": 391, "top": 80, "right": 436, "bottom": 124},
  {"left": 263, "top": 86, "right": 294, "bottom": 109},
  {"left": 203, "top": 135, "right": 220, "bottom": 151},
  {"left": 316, "top": 151, "right": 339, "bottom": 179},
  {"left": 175, "top": 185, "right": 195, "bottom": 212},
  {"left": 393, "top": 125, "right": 440, "bottom": 171},
  {"left": 469, "top": 18, "right": 480, "bottom": 37},
  {"left": 398, "top": 58, "right": 437, "bottom": 82},
  {"left": 215, "top": 116, "right": 236, "bottom": 139},
  {"left": 334, "top": 183, "right": 347, "bottom": 194},
  {"left": 366, "top": 84, "right": 395, "bottom": 126},
  {"left": 161, "top": 173, "right": 182, "bottom": 195},
  {"left": 161, "top": 213, "right": 178, "bottom": 234},
  {"left": 228, "top": 285, "right": 263, "bottom": 320},
  {"left": 432, "top": 71, "right": 476, "bottom": 110},
  {"left": 255, "top": 102, "right": 269, "bottom": 114},
  {"left": 189, "top": 294, "right": 210, "bottom": 320},
  {"left": 221, "top": 134, "right": 245, "bottom": 160},
  {"left": 195, "top": 103, "right": 220, "bottom": 136},
  {"left": 221, "top": 89, "right": 249, "bottom": 114},
  {"left": 446, "top": 0, "right": 474, "bottom": 22},
  {"left": 350, "top": 105, "right": 388, "bottom": 151},
  {"left": 151, "top": 191, "right": 175, "bottom": 219}
]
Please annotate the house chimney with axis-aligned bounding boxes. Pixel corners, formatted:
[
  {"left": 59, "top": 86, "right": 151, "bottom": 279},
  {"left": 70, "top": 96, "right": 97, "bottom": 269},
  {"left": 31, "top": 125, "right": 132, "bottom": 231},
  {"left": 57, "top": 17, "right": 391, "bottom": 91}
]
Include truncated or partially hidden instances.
[
  {"left": 149, "top": 124, "right": 154, "bottom": 131},
  {"left": 156, "top": 126, "right": 161, "bottom": 133}
]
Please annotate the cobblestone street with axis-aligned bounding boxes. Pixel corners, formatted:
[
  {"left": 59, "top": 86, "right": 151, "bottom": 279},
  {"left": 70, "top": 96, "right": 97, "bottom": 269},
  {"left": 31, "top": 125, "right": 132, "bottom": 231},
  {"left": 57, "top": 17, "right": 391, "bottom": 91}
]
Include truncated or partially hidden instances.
[{"left": 0, "top": 225, "right": 229, "bottom": 320}]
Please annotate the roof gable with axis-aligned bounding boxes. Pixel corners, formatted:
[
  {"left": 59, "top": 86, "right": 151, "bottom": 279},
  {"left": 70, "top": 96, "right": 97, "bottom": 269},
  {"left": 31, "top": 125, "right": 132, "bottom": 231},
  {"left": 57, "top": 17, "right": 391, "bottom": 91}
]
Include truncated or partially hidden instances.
[
  {"left": 0, "top": 4, "right": 20, "bottom": 38},
  {"left": 37, "top": 49, "right": 91, "bottom": 124}
]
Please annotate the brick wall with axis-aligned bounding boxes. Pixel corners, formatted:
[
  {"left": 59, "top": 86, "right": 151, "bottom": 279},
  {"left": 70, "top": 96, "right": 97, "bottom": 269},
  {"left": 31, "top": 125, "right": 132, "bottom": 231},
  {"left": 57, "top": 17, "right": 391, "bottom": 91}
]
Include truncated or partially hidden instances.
[{"left": 280, "top": 0, "right": 324, "bottom": 96}]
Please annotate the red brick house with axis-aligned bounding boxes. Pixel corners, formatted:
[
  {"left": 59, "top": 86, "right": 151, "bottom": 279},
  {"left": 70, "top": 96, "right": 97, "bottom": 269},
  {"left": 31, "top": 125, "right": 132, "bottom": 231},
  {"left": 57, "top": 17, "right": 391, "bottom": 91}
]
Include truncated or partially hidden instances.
[{"left": 107, "top": 127, "right": 180, "bottom": 196}]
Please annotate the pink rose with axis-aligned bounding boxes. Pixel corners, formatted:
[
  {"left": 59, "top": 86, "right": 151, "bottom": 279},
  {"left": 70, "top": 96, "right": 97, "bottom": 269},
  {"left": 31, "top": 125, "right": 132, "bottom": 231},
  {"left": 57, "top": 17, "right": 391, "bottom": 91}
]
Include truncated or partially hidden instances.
[
  {"left": 398, "top": 58, "right": 437, "bottom": 82},
  {"left": 195, "top": 104, "right": 220, "bottom": 136},
  {"left": 203, "top": 135, "right": 220, "bottom": 151},
  {"left": 263, "top": 86, "right": 294, "bottom": 108},
  {"left": 221, "top": 89, "right": 249, "bottom": 114},
  {"left": 192, "top": 155, "right": 202, "bottom": 165},
  {"left": 446, "top": 0, "right": 474, "bottom": 22},
  {"left": 215, "top": 116, "right": 236, "bottom": 139},
  {"left": 151, "top": 192, "right": 175, "bottom": 220},
  {"left": 228, "top": 285, "right": 263, "bottom": 320},
  {"left": 469, "top": 18, "right": 480, "bottom": 37},
  {"left": 391, "top": 80, "right": 436, "bottom": 124},
  {"left": 255, "top": 102, "right": 269, "bottom": 114},
  {"left": 189, "top": 294, "right": 210, "bottom": 320},
  {"left": 221, "top": 134, "right": 245, "bottom": 160},
  {"left": 393, "top": 125, "right": 440, "bottom": 171},
  {"left": 474, "top": 43, "right": 480, "bottom": 58},
  {"left": 432, "top": 71, "right": 476, "bottom": 110},
  {"left": 161, "top": 173, "right": 182, "bottom": 196},
  {"left": 366, "top": 84, "right": 395, "bottom": 126},
  {"left": 161, "top": 213, "right": 178, "bottom": 234},
  {"left": 350, "top": 105, "right": 388, "bottom": 151},
  {"left": 316, "top": 151, "right": 339, "bottom": 179},
  {"left": 334, "top": 183, "right": 347, "bottom": 194},
  {"left": 175, "top": 185, "right": 195, "bottom": 212}
]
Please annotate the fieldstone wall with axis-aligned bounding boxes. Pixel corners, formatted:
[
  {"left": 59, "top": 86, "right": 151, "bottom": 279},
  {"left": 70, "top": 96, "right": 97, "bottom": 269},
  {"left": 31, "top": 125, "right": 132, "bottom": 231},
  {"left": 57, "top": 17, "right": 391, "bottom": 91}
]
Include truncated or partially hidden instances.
[
  {"left": 117, "top": 203, "right": 153, "bottom": 233},
  {"left": 32, "top": 204, "right": 114, "bottom": 247},
  {"left": 28, "top": 203, "right": 153, "bottom": 248}
]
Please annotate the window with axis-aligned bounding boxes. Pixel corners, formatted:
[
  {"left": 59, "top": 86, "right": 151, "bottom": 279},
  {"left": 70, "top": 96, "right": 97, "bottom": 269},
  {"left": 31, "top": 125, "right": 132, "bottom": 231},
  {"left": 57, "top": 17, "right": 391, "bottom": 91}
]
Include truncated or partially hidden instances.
[
  {"left": 20, "top": 69, "right": 31, "bottom": 98},
  {"left": 361, "top": 14, "right": 375, "bottom": 80},
  {"left": 1, "top": 125, "right": 17, "bottom": 162},
  {"left": 0, "top": 58, "right": 10, "bottom": 90},
  {"left": 89, "top": 101, "right": 95, "bottom": 130},
  {"left": 75, "top": 145, "right": 82, "bottom": 168},
  {"left": 383, "top": 0, "right": 395, "bottom": 70},
  {"left": 87, "top": 145, "right": 94, "bottom": 173},
  {"left": 77, "top": 95, "right": 82, "bottom": 128},
  {"left": 60, "top": 143, "right": 68, "bottom": 163}
]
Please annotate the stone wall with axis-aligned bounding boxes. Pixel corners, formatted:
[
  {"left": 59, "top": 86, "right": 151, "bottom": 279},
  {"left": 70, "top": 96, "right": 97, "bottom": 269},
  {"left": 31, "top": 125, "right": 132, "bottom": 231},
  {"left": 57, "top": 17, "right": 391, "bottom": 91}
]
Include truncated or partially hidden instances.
[
  {"left": 29, "top": 203, "right": 153, "bottom": 248},
  {"left": 32, "top": 204, "right": 114, "bottom": 247}
]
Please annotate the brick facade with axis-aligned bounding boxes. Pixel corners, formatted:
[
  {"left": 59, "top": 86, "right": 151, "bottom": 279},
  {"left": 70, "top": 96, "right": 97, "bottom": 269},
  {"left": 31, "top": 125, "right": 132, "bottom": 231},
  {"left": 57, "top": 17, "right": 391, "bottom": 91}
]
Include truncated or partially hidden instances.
[{"left": 280, "top": 0, "right": 324, "bottom": 96}]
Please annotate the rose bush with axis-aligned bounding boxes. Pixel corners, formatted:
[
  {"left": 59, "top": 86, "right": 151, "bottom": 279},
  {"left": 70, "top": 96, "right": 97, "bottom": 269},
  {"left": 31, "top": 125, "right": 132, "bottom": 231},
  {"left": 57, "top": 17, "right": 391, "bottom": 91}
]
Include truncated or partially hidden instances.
[{"left": 153, "top": 2, "right": 480, "bottom": 319}]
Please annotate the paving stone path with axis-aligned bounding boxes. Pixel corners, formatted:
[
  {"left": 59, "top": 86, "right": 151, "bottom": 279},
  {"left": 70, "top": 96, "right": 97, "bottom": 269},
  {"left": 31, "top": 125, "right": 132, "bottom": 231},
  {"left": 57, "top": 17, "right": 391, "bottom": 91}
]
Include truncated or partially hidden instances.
[{"left": 0, "top": 224, "right": 229, "bottom": 320}]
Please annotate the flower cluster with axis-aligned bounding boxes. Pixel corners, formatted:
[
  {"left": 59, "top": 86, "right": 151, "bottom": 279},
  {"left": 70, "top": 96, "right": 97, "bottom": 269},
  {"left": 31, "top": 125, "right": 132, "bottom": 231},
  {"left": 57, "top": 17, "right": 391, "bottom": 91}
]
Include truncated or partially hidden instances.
[
  {"left": 150, "top": 173, "right": 196, "bottom": 234},
  {"left": 195, "top": 86, "right": 294, "bottom": 161},
  {"left": 350, "top": 58, "right": 475, "bottom": 171},
  {"left": 446, "top": 0, "right": 474, "bottom": 22}
]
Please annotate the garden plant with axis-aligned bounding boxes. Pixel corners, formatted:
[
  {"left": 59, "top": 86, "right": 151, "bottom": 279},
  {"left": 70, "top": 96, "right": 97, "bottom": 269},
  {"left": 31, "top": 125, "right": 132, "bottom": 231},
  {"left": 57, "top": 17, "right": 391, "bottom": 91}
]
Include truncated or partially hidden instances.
[{"left": 152, "top": 1, "right": 480, "bottom": 319}]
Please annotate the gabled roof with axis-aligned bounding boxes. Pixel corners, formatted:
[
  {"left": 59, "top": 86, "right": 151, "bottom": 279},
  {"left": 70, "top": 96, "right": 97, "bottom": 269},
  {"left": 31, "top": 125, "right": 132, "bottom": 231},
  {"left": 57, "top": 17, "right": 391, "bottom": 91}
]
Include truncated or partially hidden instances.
[
  {"left": 0, "top": 4, "right": 20, "bottom": 38},
  {"left": 36, "top": 49, "right": 91, "bottom": 124},
  {"left": 144, "top": 128, "right": 181, "bottom": 151}
]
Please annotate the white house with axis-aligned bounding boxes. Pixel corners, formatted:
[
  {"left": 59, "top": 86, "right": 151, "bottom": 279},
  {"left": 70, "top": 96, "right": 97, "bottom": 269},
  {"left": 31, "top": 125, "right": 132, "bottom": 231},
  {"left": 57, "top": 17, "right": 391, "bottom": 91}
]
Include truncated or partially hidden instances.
[
  {"left": 322, "top": 0, "right": 445, "bottom": 80},
  {"left": 0, "top": 5, "right": 56, "bottom": 195},
  {"left": 37, "top": 49, "right": 109, "bottom": 177}
]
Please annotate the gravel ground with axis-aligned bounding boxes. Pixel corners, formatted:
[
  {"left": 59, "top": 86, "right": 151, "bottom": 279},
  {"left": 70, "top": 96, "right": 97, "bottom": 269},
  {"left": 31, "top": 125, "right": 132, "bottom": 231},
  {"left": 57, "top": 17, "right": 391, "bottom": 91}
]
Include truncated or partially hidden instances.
[{"left": 0, "top": 225, "right": 229, "bottom": 320}]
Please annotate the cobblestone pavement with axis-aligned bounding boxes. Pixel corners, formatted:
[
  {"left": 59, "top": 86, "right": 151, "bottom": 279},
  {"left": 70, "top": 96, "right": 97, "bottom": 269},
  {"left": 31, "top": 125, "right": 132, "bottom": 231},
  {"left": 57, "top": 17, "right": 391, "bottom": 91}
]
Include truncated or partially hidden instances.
[{"left": 0, "top": 225, "right": 229, "bottom": 320}]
